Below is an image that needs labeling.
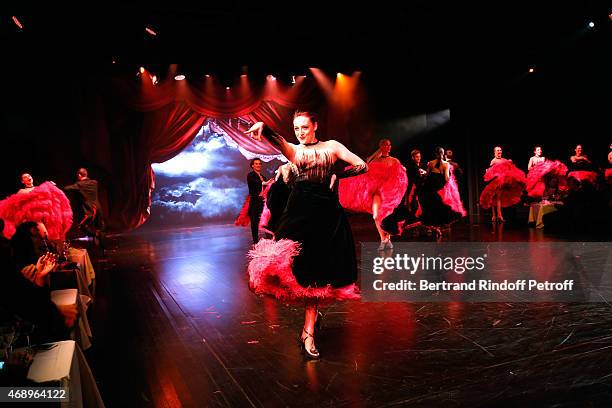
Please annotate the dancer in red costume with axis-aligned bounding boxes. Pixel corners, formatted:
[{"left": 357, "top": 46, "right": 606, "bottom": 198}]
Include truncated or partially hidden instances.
[
  {"left": 0, "top": 174, "right": 72, "bottom": 240},
  {"left": 338, "top": 139, "right": 407, "bottom": 250},
  {"left": 525, "top": 146, "right": 568, "bottom": 200},
  {"left": 567, "top": 144, "right": 598, "bottom": 186},
  {"left": 479, "top": 147, "right": 526, "bottom": 223},
  {"left": 527, "top": 146, "right": 545, "bottom": 171},
  {"left": 569, "top": 144, "right": 592, "bottom": 170},
  {"left": 245, "top": 111, "right": 367, "bottom": 359}
]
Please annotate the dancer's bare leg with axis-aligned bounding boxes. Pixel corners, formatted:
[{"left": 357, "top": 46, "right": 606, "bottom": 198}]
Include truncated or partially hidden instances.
[
  {"left": 496, "top": 195, "right": 504, "bottom": 221},
  {"left": 372, "top": 193, "right": 388, "bottom": 242}
]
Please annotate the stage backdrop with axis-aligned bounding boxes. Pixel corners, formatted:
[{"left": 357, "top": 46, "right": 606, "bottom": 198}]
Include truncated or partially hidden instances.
[{"left": 149, "top": 121, "right": 282, "bottom": 226}]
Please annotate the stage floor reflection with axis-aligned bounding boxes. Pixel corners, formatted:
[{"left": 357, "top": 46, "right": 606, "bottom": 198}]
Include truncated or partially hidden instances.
[{"left": 87, "top": 215, "right": 612, "bottom": 407}]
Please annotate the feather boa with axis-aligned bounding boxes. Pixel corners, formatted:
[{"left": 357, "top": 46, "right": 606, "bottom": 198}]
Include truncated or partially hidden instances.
[
  {"left": 0, "top": 182, "right": 73, "bottom": 239},
  {"left": 248, "top": 238, "right": 360, "bottom": 303}
]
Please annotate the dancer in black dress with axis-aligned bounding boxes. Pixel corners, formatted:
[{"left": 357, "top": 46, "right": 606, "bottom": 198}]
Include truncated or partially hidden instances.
[
  {"left": 418, "top": 147, "right": 466, "bottom": 226},
  {"left": 381, "top": 147, "right": 465, "bottom": 238},
  {"left": 246, "top": 111, "right": 367, "bottom": 359}
]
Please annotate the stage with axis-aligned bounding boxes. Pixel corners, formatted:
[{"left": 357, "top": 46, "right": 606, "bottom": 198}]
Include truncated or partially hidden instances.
[{"left": 85, "top": 215, "right": 612, "bottom": 407}]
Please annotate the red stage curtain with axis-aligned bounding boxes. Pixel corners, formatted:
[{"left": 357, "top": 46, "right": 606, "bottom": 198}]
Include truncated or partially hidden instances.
[{"left": 104, "top": 102, "right": 205, "bottom": 231}]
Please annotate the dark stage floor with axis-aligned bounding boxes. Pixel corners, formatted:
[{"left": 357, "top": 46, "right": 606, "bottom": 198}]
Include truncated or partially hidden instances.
[{"left": 85, "top": 215, "right": 612, "bottom": 407}]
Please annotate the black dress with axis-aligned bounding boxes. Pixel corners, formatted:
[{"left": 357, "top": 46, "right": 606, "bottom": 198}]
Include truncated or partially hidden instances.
[
  {"left": 418, "top": 171, "right": 461, "bottom": 226},
  {"left": 382, "top": 165, "right": 465, "bottom": 233},
  {"left": 262, "top": 175, "right": 292, "bottom": 234},
  {"left": 247, "top": 137, "right": 367, "bottom": 302}
]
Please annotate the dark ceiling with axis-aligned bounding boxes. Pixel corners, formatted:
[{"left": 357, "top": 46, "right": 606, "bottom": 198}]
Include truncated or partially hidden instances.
[{"left": 2, "top": 1, "right": 611, "bottom": 117}]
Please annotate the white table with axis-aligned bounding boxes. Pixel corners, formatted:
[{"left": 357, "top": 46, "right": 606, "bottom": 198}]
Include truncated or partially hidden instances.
[{"left": 26, "top": 340, "right": 105, "bottom": 408}]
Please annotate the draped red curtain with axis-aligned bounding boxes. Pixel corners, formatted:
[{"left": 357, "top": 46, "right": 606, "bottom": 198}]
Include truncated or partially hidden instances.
[
  {"left": 91, "top": 73, "right": 370, "bottom": 231},
  {"left": 125, "top": 102, "right": 206, "bottom": 231},
  {"left": 211, "top": 116, "right": 282, "bottom": 159}
]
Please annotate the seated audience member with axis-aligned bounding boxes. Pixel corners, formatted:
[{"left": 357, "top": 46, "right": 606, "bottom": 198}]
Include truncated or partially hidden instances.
[
  {"left": 10, "top": 222, "right": 50, "bottom": 272},
  {"left": 0, "top": 233, "right": 76, "bottom": 344}
]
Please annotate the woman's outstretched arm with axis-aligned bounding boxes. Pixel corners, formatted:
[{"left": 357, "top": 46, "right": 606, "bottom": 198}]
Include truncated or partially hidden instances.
[{"left": 245, "top": 122, "right": 297, "bottom": 162}]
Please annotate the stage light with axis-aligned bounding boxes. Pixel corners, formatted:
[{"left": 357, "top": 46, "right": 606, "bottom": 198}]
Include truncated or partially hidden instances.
[
  {"left": 112, "top": 59, "right": 117, "bottom": 64},
  {"left": 12, "top": 16, "right": 23, "bottom": 29},
  {"left": 240, "top": 74, "right": 247, "bottom": 78},
  {"left": 267, "top": 75, "right": 276, "bottom": 81},
  {"left": 174, "top": 74, "right": 186, "bottom": 81},
  {"left": 152, "top": 75, "right": 158, "bottom": 85},
  {"left": 291, "top": 75, "right": 296, "bottom": 84},
  {"left": 226, "top": 86, "right": 230, "bottom": 90},
  {"left": 608, "top": 13, "right": 612, "bottom": 21},
  {"left": 205, "top": 74, "right": 211, "bottom": 78},
  {"left": 145, "top": 26, "right": 157, "bottom": 36},
  {"left": 588, "top": 21, "right": 595, "bottom": 28},
  {"left": 140, "top": 66, "right": 145, "bottom": 74},
  {"left": 528, "top": 67, "right": 535, "bottom": 73}
]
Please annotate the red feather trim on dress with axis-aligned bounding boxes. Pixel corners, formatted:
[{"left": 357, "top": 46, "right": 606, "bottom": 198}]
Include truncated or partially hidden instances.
[
  {"left": 526, "top": 160, "right": 568, "bottom": 199},
  {"left": 247, "top": 238, "right": 360, "bottom": 303},
  {"left": 0, "top": 181, "right": 73, "bottom": 240},
  {"left": 567, "top": 170, "right": 598, "bottom": 185},
  {"left": 234, "top": 195, "right": 251, "bottom": 226},
  {"left": 479, "top": 161, "right": 526, "bottom": 209},
  {"left": 438, "top": 165, "right": 467, "bottom": 217},
  {"left": 338, "top": 160, "right": 408, "bottom": 220},
  {"left": 258, "top": 184, "right": 273, "bottom": 235}
]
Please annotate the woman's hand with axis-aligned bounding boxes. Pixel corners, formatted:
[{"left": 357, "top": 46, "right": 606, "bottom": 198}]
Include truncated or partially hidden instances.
[
  {"left": 33, "top": 253, "right": 57, "bottom": 286},
  {"left": 245, "top": 122, "right": 265, "bottom": 141}
]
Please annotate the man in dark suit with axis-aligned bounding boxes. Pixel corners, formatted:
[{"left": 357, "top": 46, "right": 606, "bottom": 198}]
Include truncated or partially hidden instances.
[
  {"left": 405, "top": 149, "right": 427, "bottom": 213},
  {"left": 247, "top": 159, "right": 269, "bottom": 243},
  {"left": 65, "top": 168, "right": 105, "bottom": 238}
]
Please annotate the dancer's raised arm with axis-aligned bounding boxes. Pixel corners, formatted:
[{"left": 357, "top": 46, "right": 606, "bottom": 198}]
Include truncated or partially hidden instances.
[{"left": 245, "top": 122, "right": 297, "bottom": 162}]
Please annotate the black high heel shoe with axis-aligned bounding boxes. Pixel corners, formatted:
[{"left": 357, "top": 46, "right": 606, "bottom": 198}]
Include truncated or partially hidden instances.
[{"left": 299, "top": 328, "right": 320, "bottom": 359}]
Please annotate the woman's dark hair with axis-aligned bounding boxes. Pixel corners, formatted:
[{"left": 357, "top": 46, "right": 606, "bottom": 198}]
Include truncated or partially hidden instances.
[
  {"left": 293, "top": 110, "right": 318, "bottom": 125},
  {"left": 250, "top": 158, "right": 262, "bottom": 168}
]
